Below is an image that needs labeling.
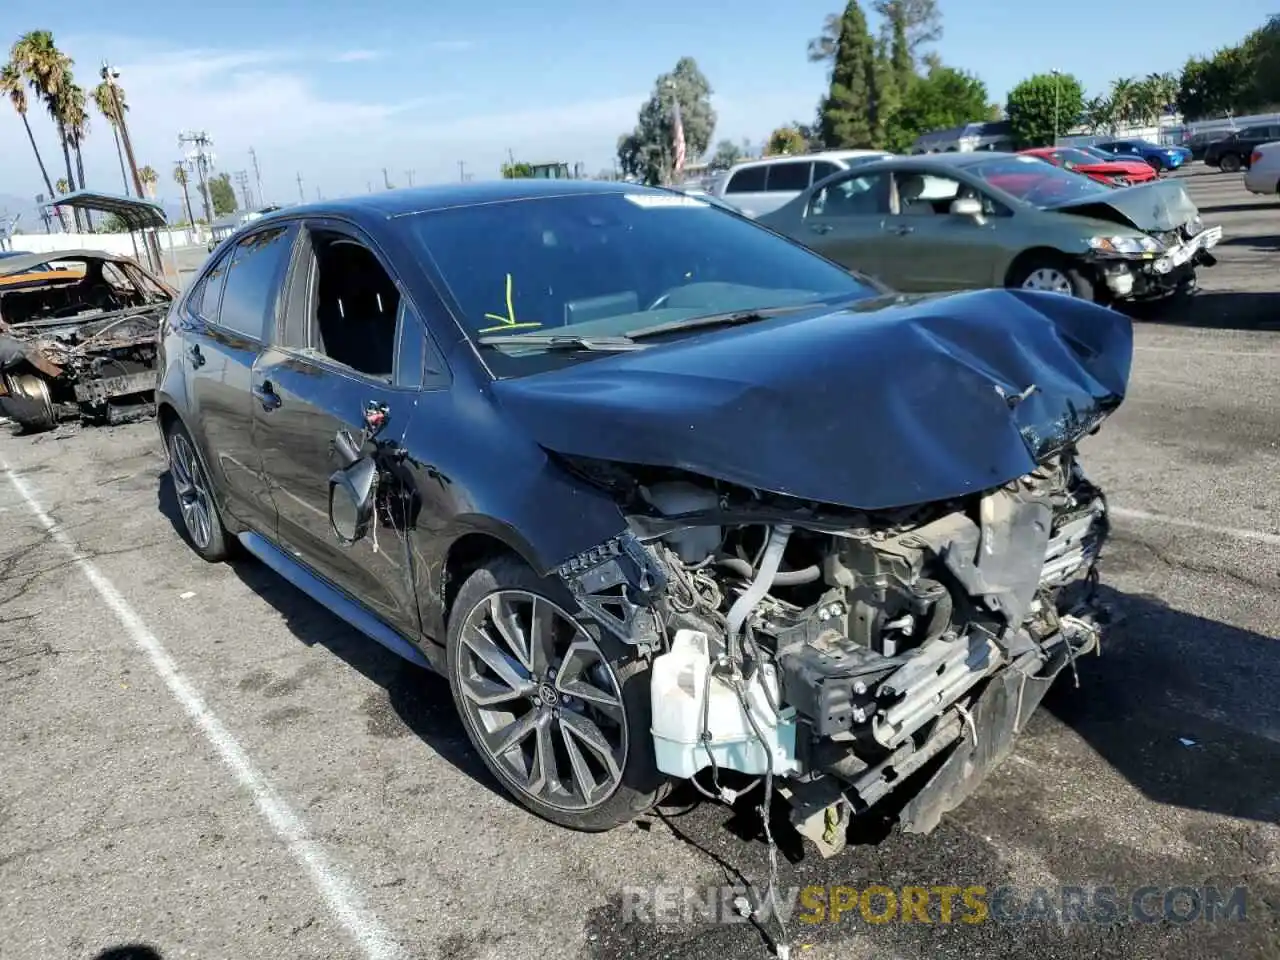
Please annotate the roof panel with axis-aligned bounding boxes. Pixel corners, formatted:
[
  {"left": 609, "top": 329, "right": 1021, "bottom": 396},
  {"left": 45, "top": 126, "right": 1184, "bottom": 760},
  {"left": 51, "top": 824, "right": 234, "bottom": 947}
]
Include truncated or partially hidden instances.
[{"left": 43, "top": 190, "right": 168, "bottom": 229}]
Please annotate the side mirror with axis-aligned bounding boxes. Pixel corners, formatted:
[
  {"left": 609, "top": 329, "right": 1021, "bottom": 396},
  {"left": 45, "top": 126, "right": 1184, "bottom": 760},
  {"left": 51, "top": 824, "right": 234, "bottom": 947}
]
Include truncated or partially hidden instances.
[
  {"left": 950, "top": 197, "right": 984, "bottom": 219},
  {"left": 328, "top": 457, "right": 377, "bottom": 544}
]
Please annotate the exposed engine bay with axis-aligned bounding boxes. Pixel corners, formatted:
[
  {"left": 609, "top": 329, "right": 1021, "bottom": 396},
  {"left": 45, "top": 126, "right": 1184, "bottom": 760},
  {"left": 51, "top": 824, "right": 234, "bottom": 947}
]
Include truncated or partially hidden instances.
[
  {"left": 0, "top": 250, "right": 174, "bottom": 432},
  {"left": 556, "top": 447, "right": 1110, "bottom": 858}
]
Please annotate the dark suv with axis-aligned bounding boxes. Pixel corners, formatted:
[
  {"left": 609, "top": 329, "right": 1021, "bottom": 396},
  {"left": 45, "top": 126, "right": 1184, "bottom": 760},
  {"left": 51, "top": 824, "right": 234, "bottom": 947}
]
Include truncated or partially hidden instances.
[
  {"left": 1204, "top": 123, "right": 1280, "bottom": 172},
  {"left": 154, "top": 179, "right": 1128, "bottom": 850}
]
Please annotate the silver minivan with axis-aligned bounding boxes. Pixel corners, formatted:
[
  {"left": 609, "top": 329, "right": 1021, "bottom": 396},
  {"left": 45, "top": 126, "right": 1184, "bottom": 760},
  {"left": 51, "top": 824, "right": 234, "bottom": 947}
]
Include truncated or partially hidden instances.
[{"left": 710, "top": 150, "right": 890, "bottom": 218}]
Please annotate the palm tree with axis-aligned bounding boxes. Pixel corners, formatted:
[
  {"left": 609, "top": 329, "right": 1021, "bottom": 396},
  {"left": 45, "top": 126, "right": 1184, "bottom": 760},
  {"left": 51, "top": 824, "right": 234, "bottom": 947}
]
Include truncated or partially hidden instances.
[
  {"left": 1109, "top": 77, "right": 1141, "bottom": 131},
  {"left": 1083, "top": 95, "right": 1116, "bottom": 135},
  {"left": 173, "top": 162, "right": 195, "bottom": 226},
  {"left": 1, "top": 61, "right": 65, "bottom": 231},
  {"left": 92, "top": 79, "right": 131, "bottom": 196},
  {"left": 138, "top": 165, "right": 158, "bottom": 199},
  {"left": 62, "top": 83, "right": 91, "bottom": 228},
  {"left": 11, "top": 31, "right": 81, "bottom": 231}
]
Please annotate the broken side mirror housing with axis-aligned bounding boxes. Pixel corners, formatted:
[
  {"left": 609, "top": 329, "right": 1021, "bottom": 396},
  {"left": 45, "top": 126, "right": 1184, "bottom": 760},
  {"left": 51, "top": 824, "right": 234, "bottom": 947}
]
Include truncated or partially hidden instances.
[{"left": 329, "top": 457, "right": 377, "bottom": 544}]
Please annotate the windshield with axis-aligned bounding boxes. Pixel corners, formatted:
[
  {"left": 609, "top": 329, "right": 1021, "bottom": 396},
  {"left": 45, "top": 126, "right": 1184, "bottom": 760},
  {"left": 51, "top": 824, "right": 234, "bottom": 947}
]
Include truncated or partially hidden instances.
[
  {"left": 1052, "top": 148, "right": 1101, "bottom": 168},
  {"left": 966, "top": 155, "right": 1110, "bottom": 207},
  {"left": 409, "top": 191, "right": 878, "bottom": 376}
]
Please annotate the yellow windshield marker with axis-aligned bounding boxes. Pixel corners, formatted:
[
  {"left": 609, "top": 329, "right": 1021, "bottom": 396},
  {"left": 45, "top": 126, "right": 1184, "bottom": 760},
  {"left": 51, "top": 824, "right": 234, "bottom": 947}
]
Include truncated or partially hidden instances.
[{"left": 478, "top": 273, "right": 543, "bottom": 334}]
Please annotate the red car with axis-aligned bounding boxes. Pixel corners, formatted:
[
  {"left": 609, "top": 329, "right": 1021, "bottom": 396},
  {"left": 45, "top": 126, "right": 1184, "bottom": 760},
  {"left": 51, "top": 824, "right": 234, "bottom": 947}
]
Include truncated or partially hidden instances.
[{"left": 1019, "top": 146, "right": 1157, "bottom": 187}]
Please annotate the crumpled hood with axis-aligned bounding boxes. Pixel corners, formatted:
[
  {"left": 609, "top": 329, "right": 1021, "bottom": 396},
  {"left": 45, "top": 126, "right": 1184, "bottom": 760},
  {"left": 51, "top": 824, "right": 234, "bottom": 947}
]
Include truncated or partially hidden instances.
[
  {"left": 1044, "top": 177, "right": 1199, "bottom": 232},
  {"left": 492, "top": 289, "right": 1133, "bottom": 512}
]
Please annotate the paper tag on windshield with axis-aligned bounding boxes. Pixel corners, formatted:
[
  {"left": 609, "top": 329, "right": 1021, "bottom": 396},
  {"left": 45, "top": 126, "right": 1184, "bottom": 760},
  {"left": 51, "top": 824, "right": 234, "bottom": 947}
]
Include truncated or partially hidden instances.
[{"left": 624, "top": 194, "right": 710, "bottom": 208}]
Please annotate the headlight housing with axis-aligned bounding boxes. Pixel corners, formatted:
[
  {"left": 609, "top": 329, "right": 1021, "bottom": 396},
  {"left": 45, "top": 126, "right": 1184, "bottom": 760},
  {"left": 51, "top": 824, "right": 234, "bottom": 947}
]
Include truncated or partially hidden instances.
[{"left": 1088, "top": 235, "right": 1163, "bottom": 255}]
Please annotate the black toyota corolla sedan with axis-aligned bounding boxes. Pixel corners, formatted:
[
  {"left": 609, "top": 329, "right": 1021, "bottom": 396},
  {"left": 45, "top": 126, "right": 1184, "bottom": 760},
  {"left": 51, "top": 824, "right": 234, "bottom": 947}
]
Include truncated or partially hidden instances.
[{"left": 156, "top": 179, "right": 1130, "bottom": 851}]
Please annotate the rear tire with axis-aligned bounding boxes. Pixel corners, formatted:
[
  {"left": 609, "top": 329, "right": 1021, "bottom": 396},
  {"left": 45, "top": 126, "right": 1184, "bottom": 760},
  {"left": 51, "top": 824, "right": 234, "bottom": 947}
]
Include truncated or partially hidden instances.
[
  {"left": 164, "top": 417, "right": 232, "bottom": 562},
  {"left": 446, "top": 555, "right": 669, "bottom": 831},
  {"left": 0, "top": 372, "right": 56, "bottom": 432},
  {"left": 1220, "top": 153, "right": 1243, "bottom": 174},
  {"left": 1008, "top": 255, "right": 1096, "bottom": 301},
  {"left": 1148, "top": 155, "right": 1164, "bottom": 173}
]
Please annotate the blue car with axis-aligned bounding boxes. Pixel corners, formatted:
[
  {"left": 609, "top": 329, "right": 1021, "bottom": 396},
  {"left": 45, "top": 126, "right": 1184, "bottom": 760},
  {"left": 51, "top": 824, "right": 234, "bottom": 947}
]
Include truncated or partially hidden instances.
[{"left": 1092, "top": 139, "right": 1192, "bottom": 173}]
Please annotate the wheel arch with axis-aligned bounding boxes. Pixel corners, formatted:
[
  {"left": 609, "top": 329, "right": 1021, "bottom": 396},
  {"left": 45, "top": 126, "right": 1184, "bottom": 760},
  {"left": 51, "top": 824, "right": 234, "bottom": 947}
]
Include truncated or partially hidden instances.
[
  {"left": 1003, "top": 246, "right": 1075, "bottom": 287},
  {"left": 432, "top": 521, "right": 551, "bottom": 638}
]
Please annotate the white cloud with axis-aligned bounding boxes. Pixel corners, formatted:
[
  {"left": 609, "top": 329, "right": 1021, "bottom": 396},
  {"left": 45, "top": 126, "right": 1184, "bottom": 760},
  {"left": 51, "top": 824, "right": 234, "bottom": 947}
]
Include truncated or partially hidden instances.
[
  {"left": 330, "top": 49, "right": 383, "bottom": 63},
  {"left": 0, "top": 36, "right": 819, "bottom": 211}
]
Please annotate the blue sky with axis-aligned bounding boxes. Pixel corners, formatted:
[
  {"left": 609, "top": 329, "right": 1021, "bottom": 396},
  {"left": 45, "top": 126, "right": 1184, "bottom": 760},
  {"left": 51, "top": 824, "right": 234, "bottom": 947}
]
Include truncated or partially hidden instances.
[{"left": 1, "top": 0, "right": 1273, "bottom": 213}]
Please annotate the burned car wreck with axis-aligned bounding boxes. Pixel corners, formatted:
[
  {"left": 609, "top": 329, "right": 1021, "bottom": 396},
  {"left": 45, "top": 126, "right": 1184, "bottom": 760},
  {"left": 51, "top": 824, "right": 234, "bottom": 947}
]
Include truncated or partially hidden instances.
[
  {"left": 0, "top": 249, "right": 175, "bottom": 431},
  {"left": 155, "top": 182, "right": 1131, "bottom": 870}
]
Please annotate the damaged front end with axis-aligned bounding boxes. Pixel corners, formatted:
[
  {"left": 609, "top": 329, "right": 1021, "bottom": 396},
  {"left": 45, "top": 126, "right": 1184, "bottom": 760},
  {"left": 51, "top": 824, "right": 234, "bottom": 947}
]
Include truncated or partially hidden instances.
[
  {"left": 0, "top": 250, "right": 174, "bottom": 432},
  {"left": 557, "top": 452, "right": 1111, "bottom": 857}
]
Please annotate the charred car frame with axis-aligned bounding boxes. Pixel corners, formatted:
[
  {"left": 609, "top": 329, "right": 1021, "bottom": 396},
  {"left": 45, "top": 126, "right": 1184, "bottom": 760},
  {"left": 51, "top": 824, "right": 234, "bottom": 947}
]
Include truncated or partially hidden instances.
[
  {"left": 0, "top": 249, "right": 175, "bottom": 431},
  {"left": 154, "top": 180, "right": 1132, "bottom": 864}
]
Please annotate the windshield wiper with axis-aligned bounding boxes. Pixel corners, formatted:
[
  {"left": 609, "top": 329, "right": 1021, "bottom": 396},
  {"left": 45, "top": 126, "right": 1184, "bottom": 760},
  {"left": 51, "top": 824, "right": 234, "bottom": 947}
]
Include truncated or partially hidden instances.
[
  {"left": 475, "top": 332, "right": 644, "bottom": 352},
  {"left": 623, "top": 304, "right": 814, "bottom": 340}
]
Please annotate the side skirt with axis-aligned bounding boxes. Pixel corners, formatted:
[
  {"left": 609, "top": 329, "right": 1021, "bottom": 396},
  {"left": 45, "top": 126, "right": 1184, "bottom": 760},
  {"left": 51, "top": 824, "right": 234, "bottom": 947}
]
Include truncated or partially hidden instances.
[{"left": 236, "top": 530, "right": 434, "bottom": 671}]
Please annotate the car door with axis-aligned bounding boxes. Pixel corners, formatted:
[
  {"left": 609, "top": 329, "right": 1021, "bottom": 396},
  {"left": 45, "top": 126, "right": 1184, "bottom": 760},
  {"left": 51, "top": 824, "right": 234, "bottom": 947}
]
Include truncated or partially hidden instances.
[
  {"left": 879, "top": 171, "right": 1008, "bottom": 291},
  {"left": 796, "top": 168, "right": 892, "bottom": 282},
  {"left": 757, "top": 160, "right": 814, "bottom": 217},
  {"left": 183, "top": 223, "right": 297, "bottom": 533},
  {"left": 250, "top": 219, "right": 440, "bottom": 635}
]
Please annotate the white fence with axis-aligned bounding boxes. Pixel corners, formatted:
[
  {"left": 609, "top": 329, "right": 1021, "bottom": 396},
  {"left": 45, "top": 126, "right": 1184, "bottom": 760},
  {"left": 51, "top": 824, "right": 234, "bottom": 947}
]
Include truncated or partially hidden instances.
[{"left": 4, "top": 227, "right": 203, "bottom": 256}]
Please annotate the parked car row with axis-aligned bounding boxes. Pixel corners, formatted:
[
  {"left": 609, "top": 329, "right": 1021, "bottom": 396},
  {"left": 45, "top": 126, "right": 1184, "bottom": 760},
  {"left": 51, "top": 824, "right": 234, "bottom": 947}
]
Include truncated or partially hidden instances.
[{"left": 702, "top": 148, "right": 1220, "bottom": 307}]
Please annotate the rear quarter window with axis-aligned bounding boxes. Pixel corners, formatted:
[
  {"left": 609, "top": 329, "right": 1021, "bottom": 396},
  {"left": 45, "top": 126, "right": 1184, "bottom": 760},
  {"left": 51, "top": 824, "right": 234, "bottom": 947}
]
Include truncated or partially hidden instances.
[{"left": 725, "top": 166, "right": 767, "bottom": 193}]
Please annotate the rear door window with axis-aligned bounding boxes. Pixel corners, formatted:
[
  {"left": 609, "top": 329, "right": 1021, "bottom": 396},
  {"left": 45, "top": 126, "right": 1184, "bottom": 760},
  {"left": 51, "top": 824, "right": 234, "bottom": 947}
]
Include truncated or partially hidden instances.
[
  {"left": 811, "top": 161, "right": 841, "bottom": 183},
  {"left": 725, "top": 166, "right": 767, "bottom": 193},
  {"left": 213, "top": 226, "right": 295, "bottom": 342},
  {"left": 807, "top": 171, "right": 891, "bottom": 218},
  {"left": 765, "top": 161, "right": 812, "bottom": 192},
  {"left": 189, "top": 251, "right": 231, "bottom": 320}
]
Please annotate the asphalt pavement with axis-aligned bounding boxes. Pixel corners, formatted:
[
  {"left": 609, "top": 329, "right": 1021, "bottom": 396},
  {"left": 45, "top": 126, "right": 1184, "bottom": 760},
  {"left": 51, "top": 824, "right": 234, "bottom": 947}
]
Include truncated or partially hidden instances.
[{"left": 1, "top": 167, "right": 1277, "bottom": 960}]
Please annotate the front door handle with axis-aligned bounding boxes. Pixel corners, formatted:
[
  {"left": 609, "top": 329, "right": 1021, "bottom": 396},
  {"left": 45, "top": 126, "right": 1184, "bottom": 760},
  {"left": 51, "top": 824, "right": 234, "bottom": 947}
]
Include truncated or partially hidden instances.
[
  {"left": 188, "top": 344, "right": 205, "bottom": 368},
  {"left": 891, "top": 223, "right": 914, "bottom": 236},
  {"left": 253, "top": 380, "right": 282, "bottom": 412},
  {"left": 809, "top": 222, "right": 834, "bottom": 235}
]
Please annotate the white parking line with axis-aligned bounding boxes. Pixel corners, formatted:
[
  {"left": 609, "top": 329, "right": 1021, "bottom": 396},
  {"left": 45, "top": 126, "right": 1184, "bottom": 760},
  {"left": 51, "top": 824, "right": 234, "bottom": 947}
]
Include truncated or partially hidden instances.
[
  {"left": 1134, "top": 346, "right": 1280, "bottom": 358},
  {"left": 1110, "top": 505, "right": 1280, "bottom": 548},
  {"left": 1, "top": 460, "right": 406, "bottom": 960}
]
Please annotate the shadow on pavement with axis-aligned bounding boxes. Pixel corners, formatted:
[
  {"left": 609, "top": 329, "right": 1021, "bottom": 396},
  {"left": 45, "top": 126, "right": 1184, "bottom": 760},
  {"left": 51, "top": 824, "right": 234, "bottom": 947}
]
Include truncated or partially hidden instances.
[
  {"left": 1218, "top": 233, "right": 1280, "bottom": 250},
  {"left": 1126, "top": 290, "right": 1280, "bottom": 331},
  {"left": 155, "top": 470, "right": 503, "bottom": 801},
  {"left": 90, "top": 948, "right": 163, "bottom": 960},
  {"left": 1045, "top": 583, "right": 1280, "bottom": 825}
]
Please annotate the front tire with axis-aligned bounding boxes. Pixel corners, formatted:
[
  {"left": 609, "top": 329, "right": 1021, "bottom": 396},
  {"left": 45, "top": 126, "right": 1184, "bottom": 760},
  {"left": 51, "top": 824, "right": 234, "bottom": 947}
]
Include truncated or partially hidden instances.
[
  {"left": 1148, "top": 155, "right": 1164, "bottom": 173},
  {"left": 1220, "top": 153, "right": 1243, "bottom": 174},
  {"left": 165, "top": 418, "right": 232, "bottom": 562},
  {"left": 446, "top": 556, "right": 668, "bottom": 831},
  {"left": 1008, "top": 255, "right": 1096, "bottom": 301}
]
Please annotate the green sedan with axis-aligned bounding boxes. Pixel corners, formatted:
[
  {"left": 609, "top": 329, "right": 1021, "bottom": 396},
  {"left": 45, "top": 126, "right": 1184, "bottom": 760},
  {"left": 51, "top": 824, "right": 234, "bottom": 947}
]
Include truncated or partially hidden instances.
[{"left": 756, "top": 152, "right": 1223, "bottom": 303}]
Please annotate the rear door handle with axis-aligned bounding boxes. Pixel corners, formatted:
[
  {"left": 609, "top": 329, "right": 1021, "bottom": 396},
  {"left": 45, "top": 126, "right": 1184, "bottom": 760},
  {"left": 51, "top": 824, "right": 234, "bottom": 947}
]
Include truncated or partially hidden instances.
[
  {"left": 253, "top": 380, "right": 282, "bottom": 412},
  {"left": 809, "top": 222, "right": 834, "bottom": 235},
  {"left": 188, "top": 344, "right": 205, "bottom": 368},
  {"left": 891, "top": 224, "right": 914, "bottom": 236}
]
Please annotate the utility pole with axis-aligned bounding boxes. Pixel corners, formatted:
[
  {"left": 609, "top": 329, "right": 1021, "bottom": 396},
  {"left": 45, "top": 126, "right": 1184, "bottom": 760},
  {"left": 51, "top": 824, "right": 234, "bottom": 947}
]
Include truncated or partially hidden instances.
[
  {"left": 1051, "top": 68, "right": 1062, "bottom": 146},
  {"left": 234, "top": 170, "right": 252, "bottom": 211},
  {"left": 249, "top": 147, "right": 264, "bottom": 207},
  {"left": 315, "top": 187, "right": 322, "bottom": 201},
  {"left": 382, "top": 168, "right": 393, "bottom": 190},
  {"left": 104, "top": 61, "right": 162, "bottom": 271},
  {"left": 405, "top": 170, "right": 414, "bottom": 187},
  {"left": 295, "top": 172, "right": 305, "bottom": 204},
  {"left": 367, "top": 180, "right": 373, "bottom": 193},
  {"left": 458, "top": 160, "right": 466, "bottom": 182},
  {"left": 178, "top": 129, "right": 216, "bottom": 226}
]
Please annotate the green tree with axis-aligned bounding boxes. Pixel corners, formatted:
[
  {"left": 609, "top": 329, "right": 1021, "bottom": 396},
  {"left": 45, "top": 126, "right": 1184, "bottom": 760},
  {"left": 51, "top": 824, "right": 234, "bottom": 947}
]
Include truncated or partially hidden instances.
[
  {"left": 809, "top": 0, "right": 941, "bottom": 66},
  {"left": 1005, "top": 72, "right": 1085, "bottom": 148},
  {"left": 710, "top": 139, "right": 742, "bottom": 169},
  {"left": 881, "top": 65, "right": 989, "bottom": 152},
  {"left": 818, "top": 0, "right": 878, "bottom": 148},
  {"left": 11, "top": 31, "right": 81, "bottom": 230},
  {"left": 93, "top": 79, "right": 132, "bottom": 195},
  {"left": 501, "top": 161, "right": 534, "bottom": 178},
  {"left": 616, "top": 57, "right": 716, "bottom": 185},
  {"left": 883, "top": 1, "right": 915, "bottom": 92},
  {"left": 765, "top": 126, "right": 808, "bottom": 155},
  {"left": 208, "top": 172, "right": 237, "bottom": 216}
]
